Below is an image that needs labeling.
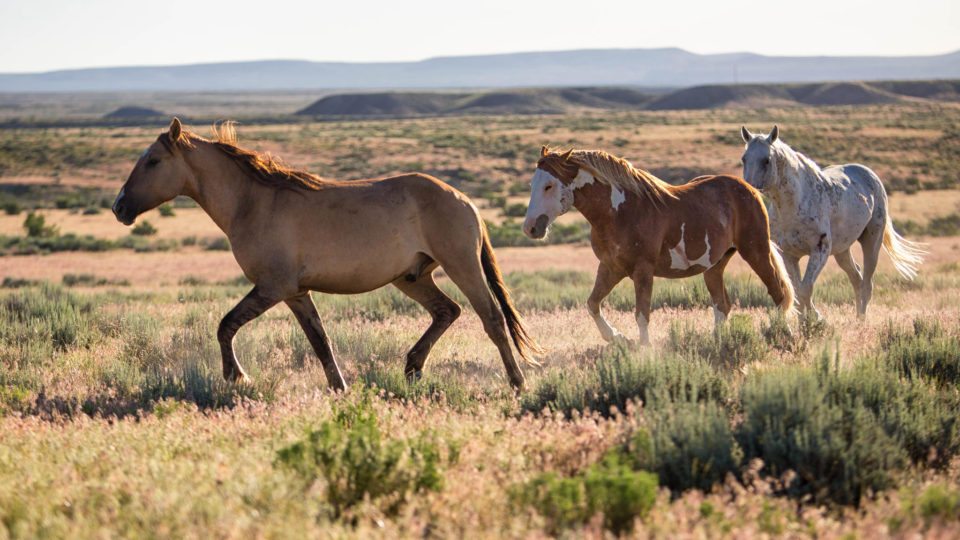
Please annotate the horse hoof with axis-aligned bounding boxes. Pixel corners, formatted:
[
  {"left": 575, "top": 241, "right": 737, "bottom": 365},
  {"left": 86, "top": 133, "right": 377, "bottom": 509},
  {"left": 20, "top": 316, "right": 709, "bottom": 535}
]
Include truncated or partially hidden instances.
[
  {"left": 224, "top": 368, "right": 249, "bottom": 383},
  {"left": 406, "top": 370, "right": 423, "bottom": 383}
]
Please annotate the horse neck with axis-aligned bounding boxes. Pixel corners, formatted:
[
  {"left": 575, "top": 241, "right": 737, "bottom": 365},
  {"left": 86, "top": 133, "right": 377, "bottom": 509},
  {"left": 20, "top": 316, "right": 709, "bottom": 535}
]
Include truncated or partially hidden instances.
[
  {"left": 572, "top": 181, "right": 635, "bottom": 228},
  {"left": 180, "top": 140, "right": 270, "bottom": 235},
  {"left": 768, "top": 145, "right": 819, "bottom": 211}
]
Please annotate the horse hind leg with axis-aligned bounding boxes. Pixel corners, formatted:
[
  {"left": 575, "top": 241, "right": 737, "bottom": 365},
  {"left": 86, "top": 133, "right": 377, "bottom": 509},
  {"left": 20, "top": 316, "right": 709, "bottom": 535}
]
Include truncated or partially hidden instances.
[
  {"left": 834, "top": 248, "right": 865, "bottom": 317},
  {"left": 440, "top": 256, "right": 525, "bottom": 389},
  {"left": 391, "top": 271, "right": 461, "bottom": 381},
  {"left": 858, "top": 224, "right": 885, "bottom": 316},
  {"left": 703, "top": 250, "right": 736, "bottom": 328}
]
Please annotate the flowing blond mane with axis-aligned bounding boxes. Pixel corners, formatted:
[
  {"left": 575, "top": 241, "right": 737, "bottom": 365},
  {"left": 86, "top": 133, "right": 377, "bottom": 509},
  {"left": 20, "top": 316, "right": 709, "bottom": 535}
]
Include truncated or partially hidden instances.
[
  {"left": 183, "top": 121, "right": 326, "bottom": 191},
  {"left": 569, "top": 149, "right": 677, "bottom": 205}
]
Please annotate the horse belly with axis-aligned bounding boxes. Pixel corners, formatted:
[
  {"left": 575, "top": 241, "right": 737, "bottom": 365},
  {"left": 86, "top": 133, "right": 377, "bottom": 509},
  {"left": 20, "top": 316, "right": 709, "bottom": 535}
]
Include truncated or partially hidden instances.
[{"left": 296, "top": 229, "right": 426, "bottom": 294}]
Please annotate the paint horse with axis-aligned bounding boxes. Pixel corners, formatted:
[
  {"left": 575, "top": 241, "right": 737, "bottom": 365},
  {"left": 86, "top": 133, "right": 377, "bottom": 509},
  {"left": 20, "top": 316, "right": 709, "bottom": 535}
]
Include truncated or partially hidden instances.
[
  {"left": 113, "top": 119, "right": 541, "bottom": 390},
  {"left": 523, "top": 147, "right": 794, "bottom": 344},
  {"left": 740, "top": 126, "right": 925, "bottom": 318}
]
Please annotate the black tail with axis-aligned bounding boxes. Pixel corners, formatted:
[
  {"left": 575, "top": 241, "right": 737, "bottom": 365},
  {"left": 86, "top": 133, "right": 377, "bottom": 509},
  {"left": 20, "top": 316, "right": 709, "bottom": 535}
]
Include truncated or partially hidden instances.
[{"left": 479, "top": 225, "right": 543, "bottom": 365}]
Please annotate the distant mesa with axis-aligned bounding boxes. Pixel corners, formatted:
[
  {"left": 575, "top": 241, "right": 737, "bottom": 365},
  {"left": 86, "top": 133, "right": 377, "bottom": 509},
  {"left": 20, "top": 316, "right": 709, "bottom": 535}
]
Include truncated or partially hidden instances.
[
  {"left": 787, "top": 82, "right": 903, "bottom": 106},
  {"left": 296, "top": 87, "right": 656, "bottom": 117},
  {"left": 296, "top": 93, "right": 453, "bottom": 116},
  {"left": 104, "top": 106, "right": 166, "bottom": 119},
  {"left": 646, "top": 84, "right": 796, "bottom": 110}
]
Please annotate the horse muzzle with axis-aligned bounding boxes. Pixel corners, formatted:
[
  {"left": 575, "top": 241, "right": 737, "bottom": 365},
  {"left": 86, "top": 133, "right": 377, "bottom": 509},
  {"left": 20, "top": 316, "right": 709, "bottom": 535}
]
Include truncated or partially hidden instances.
[
  {"left": 112, "top": 193, "right": 136, "bottom": 226},
  {"left": 523, "top": 214, "right": 551, "bottom": 240}
]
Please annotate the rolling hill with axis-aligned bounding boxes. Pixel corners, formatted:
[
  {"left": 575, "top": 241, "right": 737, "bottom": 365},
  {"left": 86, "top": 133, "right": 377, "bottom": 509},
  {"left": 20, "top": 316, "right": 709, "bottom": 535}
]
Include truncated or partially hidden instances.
[
  {"left": 2, "top": 48, "right": 959, "bottom": 92},
  {"left": 295, "top": 80, "right": 960, "bottom": 117}
]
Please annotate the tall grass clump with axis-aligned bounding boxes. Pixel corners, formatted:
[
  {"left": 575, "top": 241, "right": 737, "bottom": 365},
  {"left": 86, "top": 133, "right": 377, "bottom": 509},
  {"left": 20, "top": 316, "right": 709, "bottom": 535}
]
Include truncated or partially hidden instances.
[
  {"left": 359, "top": 363, "right": 473, "bottom": 410},
  {"left": 275, "top": 393, "right": 453, "bottom": 519},
  {"left": 0, "top": 284, "right": 100, "bottom": 364},
  {"left": 514, "top": 451, "right": 657, "bottom": 535},
  {"left": 521, "top": 344, "right": 728, "bottom": 418},
  {"left": 667, "top": 314, "right": 769, "bottom": 368},
  {"left": 879, "top": 318, "right": 960, "bottom": 388},
  {"left": 111, "top": 311, "right": 278, "bottom": 411}
]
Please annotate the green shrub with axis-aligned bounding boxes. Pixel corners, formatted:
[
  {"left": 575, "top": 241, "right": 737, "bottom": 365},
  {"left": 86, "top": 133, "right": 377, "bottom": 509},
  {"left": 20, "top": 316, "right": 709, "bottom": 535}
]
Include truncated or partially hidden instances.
[
  {"left": 917, "top": 484, "right": 960, "bottom": 522},
  {"left": 275, "top": 395, "right": 449, "bottom": 518},
  {"left": 501, "top": 202, "right": 528, "bottom": 218},
  {"left": 516, "top": 452, "right": 657, "bottom": 535},
  {"left": 630, "top": 400, "right": 742, "bottom": 492},
  {"left": 158, "top": 204, "right": 175, "bottom": 217},
  {"left": 667, "top": 314, "right": 769, "bottom": 368},
  {"left": 131, "top": 220, "right": 157, "bottom": 236},
  {"left": 736, "top": 357, "right": 908, "bottom": 506},
  {"left": 22, "top": 212, "right": 57, "bottom": 238},
  {"left": 521, "top": 344, "right": 728, "bottom": 418},
  {"left": 3, "top": 200, "right": 22, "bottom": 215},
  {"left": 829, "top": 359, "right": 960, "bottom": 467},
  {"left": 204, "top": 236, "right": 231, "bottom": 251}
]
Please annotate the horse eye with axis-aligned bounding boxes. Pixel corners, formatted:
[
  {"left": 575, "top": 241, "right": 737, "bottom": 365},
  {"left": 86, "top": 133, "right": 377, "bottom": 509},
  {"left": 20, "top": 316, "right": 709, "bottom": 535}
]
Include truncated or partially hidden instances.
[
  {"left": 146, "top": 157, "right": 160, "bottom": 168},
  {"left": 544, "top": 184, "right": 552, "bottom": 191}
]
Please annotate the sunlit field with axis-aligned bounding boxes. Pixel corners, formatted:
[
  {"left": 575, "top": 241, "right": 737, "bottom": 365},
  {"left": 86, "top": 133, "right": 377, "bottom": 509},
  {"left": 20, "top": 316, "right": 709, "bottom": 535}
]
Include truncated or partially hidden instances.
[{"left": 2, "top": 101, "right": 960, "bottom": 537}]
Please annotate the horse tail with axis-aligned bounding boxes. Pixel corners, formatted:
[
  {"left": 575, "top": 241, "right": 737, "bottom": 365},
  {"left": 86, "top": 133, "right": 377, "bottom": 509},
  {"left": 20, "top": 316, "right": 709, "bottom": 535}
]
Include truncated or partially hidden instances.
[
  {"left": 882, "top": 216, "right": 926, "bottom": 280},
  {"left": 479, "top": 224, "right": 544, "bottom": 365},
  {"left": 768, "top": 241, "right": 797, "bottom": 314}
]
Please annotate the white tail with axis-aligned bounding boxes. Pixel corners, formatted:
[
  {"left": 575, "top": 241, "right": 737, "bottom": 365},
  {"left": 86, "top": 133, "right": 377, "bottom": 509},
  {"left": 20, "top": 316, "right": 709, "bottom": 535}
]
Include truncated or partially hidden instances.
[{"left": 882, "top": 217, "right": 926, "bottom": 280}]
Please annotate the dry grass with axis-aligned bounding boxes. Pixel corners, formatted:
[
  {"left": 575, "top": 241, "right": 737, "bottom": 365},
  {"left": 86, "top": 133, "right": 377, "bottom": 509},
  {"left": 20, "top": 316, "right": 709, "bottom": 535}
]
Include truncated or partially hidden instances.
[{"left": 2, "top": 103, "right": 960, "bottom": 537}]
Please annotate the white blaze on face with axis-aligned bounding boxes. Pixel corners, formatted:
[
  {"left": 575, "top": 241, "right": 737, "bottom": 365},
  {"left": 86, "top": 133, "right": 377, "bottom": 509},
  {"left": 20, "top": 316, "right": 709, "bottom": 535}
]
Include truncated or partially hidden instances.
[
  {"left": 669, "top": 223, "right": 713, "bottom": 270},
  {"left": 610, "top": 185, "right": 626, "bottom": 210},
  {"left": 523, "top": 168, "right": 564, "bottom": 238}
]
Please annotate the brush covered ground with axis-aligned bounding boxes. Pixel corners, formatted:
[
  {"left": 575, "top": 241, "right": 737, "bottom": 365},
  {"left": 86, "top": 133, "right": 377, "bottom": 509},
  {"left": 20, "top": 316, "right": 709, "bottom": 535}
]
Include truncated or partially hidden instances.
[{"left": 1, "top": 100, "right": 960, "bottom": 538}]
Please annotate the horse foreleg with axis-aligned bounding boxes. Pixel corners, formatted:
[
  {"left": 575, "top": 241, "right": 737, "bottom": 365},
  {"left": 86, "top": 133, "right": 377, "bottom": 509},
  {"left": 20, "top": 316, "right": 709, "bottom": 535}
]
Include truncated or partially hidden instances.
[
  {"left": 218, "top": 286, "right": 280, "bottom": 382},
  {"left": 392, "top": 274, "right": 461, "bottom": 382},
  {"left": 285, "top": 293, "right": 347, "bottom": 391},
  {"left": 800, "top": 236, "right": 831, "bottom": 319},
  {"left": 631, "top": 265, "right": 655, "bottom": 345},
  {"left": 587, "top": 263, "right": 626, "bottom": 342}
]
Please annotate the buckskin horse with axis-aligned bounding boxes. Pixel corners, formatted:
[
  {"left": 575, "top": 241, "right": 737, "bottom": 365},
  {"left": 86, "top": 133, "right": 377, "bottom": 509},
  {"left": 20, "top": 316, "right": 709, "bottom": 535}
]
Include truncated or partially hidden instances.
[
  {"left": 113, "top": 118, "right": 540, "bottom": 390},
  {"left": 522, "top": 146, "right": 795, "bottom": 344}
]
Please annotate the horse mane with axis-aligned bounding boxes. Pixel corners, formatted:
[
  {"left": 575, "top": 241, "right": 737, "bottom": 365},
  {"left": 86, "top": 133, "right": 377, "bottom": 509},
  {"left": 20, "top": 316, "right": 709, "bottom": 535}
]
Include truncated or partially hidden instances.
[
  {"left": 173, "top": 122, "right": 326, "bottom": 191},
  {"left": 771, "top": 140, "right": 831, "bottom": 184},
  {"left": 563, "top": 148, "right": 677, "bottom": 205}
]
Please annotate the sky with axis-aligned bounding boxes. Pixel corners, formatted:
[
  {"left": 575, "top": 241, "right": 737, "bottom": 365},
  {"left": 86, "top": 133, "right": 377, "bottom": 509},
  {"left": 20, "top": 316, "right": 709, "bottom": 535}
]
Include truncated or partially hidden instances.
[{"left": 1, "top": 0, "right": 958, "bottom": 73}]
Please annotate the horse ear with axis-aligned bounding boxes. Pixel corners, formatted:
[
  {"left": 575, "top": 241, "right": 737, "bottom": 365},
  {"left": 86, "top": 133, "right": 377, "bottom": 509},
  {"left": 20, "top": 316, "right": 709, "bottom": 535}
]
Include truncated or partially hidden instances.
[
  {"left": 168, "top": 117, "right": 182, "bottom": 143},
  {"left": 560, "top": 149, "right": 574, "bottom": 161},
  {"left": 768, "top": 125, "right": 779, "bottom": 144},
  {"left": 740, "top": 126, "right": 753, "bottom": 143},
  {"left": 540, "top": 145, "right": 549, "bottom": 157}
]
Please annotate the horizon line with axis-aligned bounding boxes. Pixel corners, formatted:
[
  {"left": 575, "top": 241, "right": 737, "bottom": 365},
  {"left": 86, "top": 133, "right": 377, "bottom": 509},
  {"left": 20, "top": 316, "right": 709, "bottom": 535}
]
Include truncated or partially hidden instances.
[{"left": 3, "top": 45, "right": 959, "bottom": 76}]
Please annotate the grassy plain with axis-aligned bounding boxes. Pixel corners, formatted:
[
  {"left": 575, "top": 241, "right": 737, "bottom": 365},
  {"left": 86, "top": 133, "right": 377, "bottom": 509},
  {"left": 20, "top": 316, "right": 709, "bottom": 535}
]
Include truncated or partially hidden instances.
[{"left": 1, "top": 100, "right": 959, "bottom": 537}]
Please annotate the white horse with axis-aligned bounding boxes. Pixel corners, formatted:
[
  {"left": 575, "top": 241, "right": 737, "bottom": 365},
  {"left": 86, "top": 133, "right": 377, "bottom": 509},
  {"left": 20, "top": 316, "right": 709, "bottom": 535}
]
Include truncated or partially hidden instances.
[{"left": 739, "top": 125, "right": 925, "bottom": 318}]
